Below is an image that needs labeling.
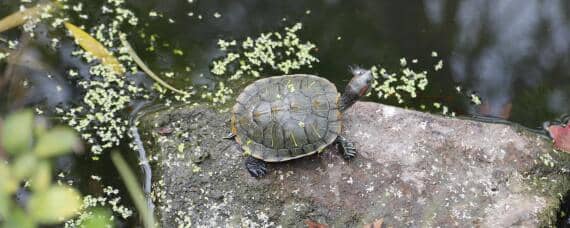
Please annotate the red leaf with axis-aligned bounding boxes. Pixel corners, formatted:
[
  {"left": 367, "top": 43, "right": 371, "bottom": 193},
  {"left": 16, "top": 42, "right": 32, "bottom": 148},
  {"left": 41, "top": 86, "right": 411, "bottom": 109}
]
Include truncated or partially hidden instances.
[
  {"left": 548, "top": 125, "right": 570, "bottom": 153},
  {"left": 304, "top": 219, "right": 328, "bottom": 228}
]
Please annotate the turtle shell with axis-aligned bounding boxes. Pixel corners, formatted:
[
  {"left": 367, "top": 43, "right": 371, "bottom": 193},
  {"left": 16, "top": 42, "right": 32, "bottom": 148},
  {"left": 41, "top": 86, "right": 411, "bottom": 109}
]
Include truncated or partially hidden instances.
[{"left": 231, "top": 74, "right": 342, "bottom": 162}]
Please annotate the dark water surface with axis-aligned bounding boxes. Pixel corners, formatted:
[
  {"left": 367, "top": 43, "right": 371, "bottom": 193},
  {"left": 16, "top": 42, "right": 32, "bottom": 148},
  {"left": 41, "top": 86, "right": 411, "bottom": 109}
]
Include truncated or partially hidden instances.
[
  {"left": 1, "top": 0, "right": 569, "bottom": 226},
  {"left": 124, "top": 0, "right": 570, "bottom": 126}
]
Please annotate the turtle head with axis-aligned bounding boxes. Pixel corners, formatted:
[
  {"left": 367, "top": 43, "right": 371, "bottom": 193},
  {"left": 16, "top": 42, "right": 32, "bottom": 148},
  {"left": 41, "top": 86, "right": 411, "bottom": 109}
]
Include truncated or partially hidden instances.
[
  {"left": 348, "top": 66, "right": 373, "bottom": 97},
  {"left": 339, "top": 66, "right": 373, "bottom": 111}
]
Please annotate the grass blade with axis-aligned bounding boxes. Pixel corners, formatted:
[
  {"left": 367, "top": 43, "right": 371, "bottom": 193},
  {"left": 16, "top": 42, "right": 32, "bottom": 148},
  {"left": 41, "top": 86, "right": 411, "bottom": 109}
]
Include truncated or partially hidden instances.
[
  {"left": 111, "top": 151, "right": 156, "bottom": 228},
  {"left": 120, "top": 35, "right": 189, "bottom": 95}
]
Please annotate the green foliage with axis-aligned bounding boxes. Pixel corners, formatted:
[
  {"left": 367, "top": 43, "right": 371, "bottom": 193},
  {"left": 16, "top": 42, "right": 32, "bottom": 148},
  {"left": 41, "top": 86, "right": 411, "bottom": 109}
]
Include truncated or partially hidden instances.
[
  {"left": 0, "top": 110, "right": 83, "bottom": 227},
  {"left": 2, "top": 110, "right": 33, "bottom": 155},
  {"left": 30, "top": 161, "right": 51, "bottom": 192},
  {"left": 4, "top": 208, "right": 34, "bottom": 228},
  {"left": 33, "top": 127, "right": 79, "bottom": 157},
  {"left": 80, "top": 208, "right": 113, "bottom": 228},
  {"left": 29, "top": 186, "right": 82, "bottom": 224},
  {"left": 0, "top": 191, "right": 8, "bottom": 219},
  {"left": 11, "top": 153, "right": 38, "bottom": 179}
]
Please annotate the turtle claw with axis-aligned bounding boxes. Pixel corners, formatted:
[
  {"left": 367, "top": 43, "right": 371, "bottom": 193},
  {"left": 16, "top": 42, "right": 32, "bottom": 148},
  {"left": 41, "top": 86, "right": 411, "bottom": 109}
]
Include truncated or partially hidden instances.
[
  {"left": 245, "top": 156, "right": 267, "bottom": 177},
  {"left": 335, "top": 136, "right": 357, "bottom": 160},
  {"left": 223, "top": 132, "right": 236, "bottom": 140}
]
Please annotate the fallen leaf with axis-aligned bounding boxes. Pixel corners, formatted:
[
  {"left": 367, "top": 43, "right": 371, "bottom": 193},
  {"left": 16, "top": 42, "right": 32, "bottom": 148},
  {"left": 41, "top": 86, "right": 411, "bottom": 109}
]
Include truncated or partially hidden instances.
[
  {"left": 305, "top": 219, "right": 328, "bottom": 228},
  {"left": 0, "top": 4, "right": 47, "bottom": 33},
  {"left": 157, "top": 126, "right": 173, "bottom": 135},
  {"left": 64, "top": 22, "right": 125, "bottom": 75},
  {"left": 548, "top": 124, "right": 570, "bottom": 153}
]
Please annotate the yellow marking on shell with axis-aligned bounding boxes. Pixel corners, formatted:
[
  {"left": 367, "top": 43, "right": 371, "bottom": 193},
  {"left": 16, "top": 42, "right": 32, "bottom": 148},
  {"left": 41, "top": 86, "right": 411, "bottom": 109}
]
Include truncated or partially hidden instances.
[
  {"left": 309, "top": 81, "right": 316, "bottom": 87},
  {"left": 287, "top": 79, "right": 296, "bottom": 92},
  {"left": 243, "top": 146, "right": 252, "bottom": 156},
  {"left": 291, "top": 104, "right": 298, "bottom": 111},
  {"left": 239, "top": 116, "right": 249, "bottom": 125},
  {"left": 310, "top": 123, "right": 321, "bottom": 138},
  {"left": 312, "top": 99, "right": 321, "bottom": 108},
  {"left": 290, "top": 133, "right": 298, "bottom": 147},
  {"left": 271, "top": 126, "right": 275, "bottom": 147},
  {"left": 246, "top": 139, "right": 253, "bottom": 145},
  {"left": 271, "top": 107, "right": 283, "bottom": 113}
]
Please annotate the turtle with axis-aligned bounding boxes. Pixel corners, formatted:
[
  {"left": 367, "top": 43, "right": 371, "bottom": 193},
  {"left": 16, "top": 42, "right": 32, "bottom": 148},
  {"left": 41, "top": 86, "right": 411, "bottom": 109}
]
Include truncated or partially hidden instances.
[{"left": 226, "top": 67, "right": 373, "bottom": 177}]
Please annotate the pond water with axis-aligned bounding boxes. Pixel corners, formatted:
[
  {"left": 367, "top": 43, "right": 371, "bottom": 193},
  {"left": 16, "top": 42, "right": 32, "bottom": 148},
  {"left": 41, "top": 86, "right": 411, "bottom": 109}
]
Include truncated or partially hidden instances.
[
  {"left": 0, "top": 0, "right": 569, "bottom": 226},
  {"left": 128, "top": 0, "right": 570, "bottom": 127}
]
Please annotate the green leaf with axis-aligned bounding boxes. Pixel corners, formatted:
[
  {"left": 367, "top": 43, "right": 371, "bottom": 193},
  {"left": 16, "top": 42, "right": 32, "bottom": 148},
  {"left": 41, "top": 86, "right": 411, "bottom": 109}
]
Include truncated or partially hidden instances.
[
  {"left": 0, "top": 191, "right": 10, "bottom": 219},
  {"left": 11, "top": 153, "right": 38, "bottom": 180},
  {"left": 2, "top": 110, "right": 34, "bottom": 155},
  {"left": 0, "top": 162, "right": 18, "bottom": 194},
  {"left": 111, "top": 151, "right": 156, "bottom": 228},
  {"left": 30, "top": 161, "right": 51, "bottom": 192},
  {"left": 29, "top": 186, "right": 82, "bottom": 224},
  {"left": 80, "top": 208, "right": 112, "bottom": 228},
  {"left": 33, "top": 127, "right": 79, "bottom": 158},
  {"left": 4, "top": 207, "right": 35, "bottom": 228}
]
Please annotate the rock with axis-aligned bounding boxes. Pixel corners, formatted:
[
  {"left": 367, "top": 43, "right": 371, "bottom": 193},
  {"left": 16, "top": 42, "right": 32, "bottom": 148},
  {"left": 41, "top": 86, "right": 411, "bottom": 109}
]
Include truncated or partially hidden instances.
[{"left": 137, "top": 102, "right": 570, "bottom": 227}]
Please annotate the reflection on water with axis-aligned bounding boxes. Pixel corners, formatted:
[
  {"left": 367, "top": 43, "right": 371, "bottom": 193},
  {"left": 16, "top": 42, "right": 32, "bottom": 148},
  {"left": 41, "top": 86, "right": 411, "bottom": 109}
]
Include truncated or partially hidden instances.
[{"left": 425, "top": 0, "right": 570, "bottom": 124}]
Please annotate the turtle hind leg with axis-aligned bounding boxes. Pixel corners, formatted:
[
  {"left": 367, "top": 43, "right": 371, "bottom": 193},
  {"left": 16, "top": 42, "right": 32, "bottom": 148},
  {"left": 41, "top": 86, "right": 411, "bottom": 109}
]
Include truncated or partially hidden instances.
[
  {"left": 335, "top": 135, "right": 357, "bottom": 160},
  {"left": 245, "top": 156, "right": 267, "bottom": 177}
]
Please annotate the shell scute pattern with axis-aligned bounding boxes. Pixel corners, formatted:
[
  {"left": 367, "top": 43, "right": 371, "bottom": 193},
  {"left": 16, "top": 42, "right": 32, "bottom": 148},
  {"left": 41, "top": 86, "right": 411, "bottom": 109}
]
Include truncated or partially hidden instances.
[{"left": 232, "top": 74, "right": 341, "bottom": 162}]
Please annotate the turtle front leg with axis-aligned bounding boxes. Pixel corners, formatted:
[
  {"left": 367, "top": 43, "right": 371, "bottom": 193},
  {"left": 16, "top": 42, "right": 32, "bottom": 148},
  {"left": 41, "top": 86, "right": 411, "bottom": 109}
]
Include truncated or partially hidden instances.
[
  {"left": 245, "top": 156, "right": 267, "bottom": 177},
  {"left": 335, "top": 136, "right": 357, "bottom": 160}
]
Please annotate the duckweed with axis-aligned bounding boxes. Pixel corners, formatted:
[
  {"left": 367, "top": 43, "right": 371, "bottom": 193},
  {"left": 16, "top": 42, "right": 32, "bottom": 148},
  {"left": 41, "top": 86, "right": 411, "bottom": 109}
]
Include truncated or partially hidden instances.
[
  {"left": 370, "top": 61, "right": 430, "bottom": 104},
  {"left": 211, "top": 23, "right": 319, "bottom": 80},
  {"left": 370, "top": 53, "right": 461, "bottom": 116},
  {"left": 470, "top": 94, "right": 482, "bottom": 105},
  {"left": 64, "top": 186, "right": 133, "bottom": 227}
]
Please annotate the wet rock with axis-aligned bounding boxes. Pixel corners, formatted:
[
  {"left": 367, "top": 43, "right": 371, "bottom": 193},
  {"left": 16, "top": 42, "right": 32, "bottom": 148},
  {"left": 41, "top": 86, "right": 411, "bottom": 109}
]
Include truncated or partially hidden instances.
[{"left": 138, "top": 102, "right": 570, "bottom": 227}]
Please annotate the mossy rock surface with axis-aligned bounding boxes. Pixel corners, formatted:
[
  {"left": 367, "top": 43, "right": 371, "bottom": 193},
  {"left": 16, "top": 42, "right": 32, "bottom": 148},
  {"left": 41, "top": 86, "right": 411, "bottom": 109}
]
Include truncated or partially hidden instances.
[{"left": 138, "top": 102, "right": 570, "bottom": 227}]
